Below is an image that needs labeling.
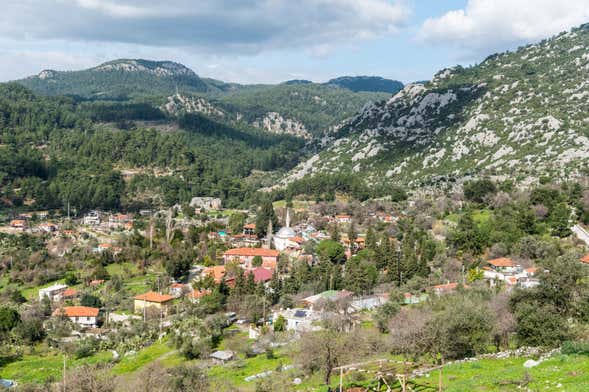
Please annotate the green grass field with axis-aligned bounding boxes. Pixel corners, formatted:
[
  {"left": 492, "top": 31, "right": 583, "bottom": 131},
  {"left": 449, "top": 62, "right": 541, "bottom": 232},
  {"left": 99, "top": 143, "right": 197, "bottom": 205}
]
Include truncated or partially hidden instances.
[
  {"left": 0, "top": 350, "right": 112, "bottom": 384},
  {"left": 208, "top": 349, "right": 292, "bottom": 390},
  {"left": 272, "top": 200, "right": 316, "bottom": 209},
  {"left": 112, "top": 340, "right": 177, "bottom": 374},
  {"left": 4, "top": 342, "right": 589, "bottom": 391},
  {"left": 445, "top": 209, "right": 491, "bottom": 227},
  {"left": 472, "top": 209, "right": 492, "bottom": 226},
  {"left": 412, "top": 354, "right": 589, "bottom": 391}
]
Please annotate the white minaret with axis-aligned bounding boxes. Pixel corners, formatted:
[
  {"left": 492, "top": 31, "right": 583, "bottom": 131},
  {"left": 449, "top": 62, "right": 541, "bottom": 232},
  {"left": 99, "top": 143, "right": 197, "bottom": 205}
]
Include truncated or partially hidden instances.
[{"left": 286, "top": 208, "right": 291, "bottom": 228}]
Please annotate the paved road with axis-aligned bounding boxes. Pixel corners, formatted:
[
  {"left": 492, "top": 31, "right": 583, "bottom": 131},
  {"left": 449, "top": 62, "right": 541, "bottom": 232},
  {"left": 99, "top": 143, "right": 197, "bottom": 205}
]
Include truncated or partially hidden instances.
[{"left": 572, "top": 224, "right": 589, "bottom": 246}]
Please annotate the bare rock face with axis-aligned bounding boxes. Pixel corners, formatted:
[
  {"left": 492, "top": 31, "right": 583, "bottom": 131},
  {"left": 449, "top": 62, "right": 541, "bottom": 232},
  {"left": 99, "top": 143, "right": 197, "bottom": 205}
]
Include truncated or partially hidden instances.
[
  {"left": 95, "top": 60, "right": 196, "bottom": 78},
  {"left": 253, "top": 112, "right": 312, "bottom": 139},
  {"left": 37, "top": 70, "right": 57, "bottom": 80},
  {"left": 281, "top": 24, "right": 589, "bottom": 188},
  {"left": 162, "top": 94, "right": 225, "bottom": 117}
]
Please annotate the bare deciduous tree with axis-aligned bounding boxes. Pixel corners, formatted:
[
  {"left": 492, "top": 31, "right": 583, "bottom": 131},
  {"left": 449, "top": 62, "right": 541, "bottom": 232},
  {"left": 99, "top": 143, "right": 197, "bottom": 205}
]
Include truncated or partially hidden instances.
[
  {"left": 297, "top": 328, "right": 364, "bottom": 386},
  {"left": 489, "top": 292, "right": 516, "bottom": 350},
  {"left": 61, "top": 364, "right": 115, "bottom": 392},
  {"left": 165, "top": 208, "right": 176, "bottom": 244}
]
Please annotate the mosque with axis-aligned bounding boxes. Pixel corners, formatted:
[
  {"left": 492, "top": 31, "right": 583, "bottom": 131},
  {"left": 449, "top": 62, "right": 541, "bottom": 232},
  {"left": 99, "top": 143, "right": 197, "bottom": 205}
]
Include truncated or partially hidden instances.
[{"left": 273, "top": 208, "right": 297, "bottom": 251}]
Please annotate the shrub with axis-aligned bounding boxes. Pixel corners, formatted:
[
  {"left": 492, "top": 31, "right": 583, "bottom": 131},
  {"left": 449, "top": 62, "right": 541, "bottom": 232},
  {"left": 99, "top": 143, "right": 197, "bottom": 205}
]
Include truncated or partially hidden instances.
[{"left": 561, "top": 341, "right": 589, "bottom": 355}]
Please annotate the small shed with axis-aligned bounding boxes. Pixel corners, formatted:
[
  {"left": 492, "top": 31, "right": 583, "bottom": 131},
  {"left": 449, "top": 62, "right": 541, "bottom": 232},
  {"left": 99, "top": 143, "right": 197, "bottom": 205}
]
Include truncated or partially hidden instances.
[{"left": 210, "top": 350, "right": 234, "bottom": 364}]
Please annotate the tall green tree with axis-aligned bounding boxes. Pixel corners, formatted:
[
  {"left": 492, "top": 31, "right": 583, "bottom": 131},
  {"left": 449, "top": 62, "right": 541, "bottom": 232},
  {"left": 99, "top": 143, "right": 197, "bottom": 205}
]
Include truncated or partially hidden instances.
[{"left": 255, "top": 200, "right": 278, "bottom": 237}]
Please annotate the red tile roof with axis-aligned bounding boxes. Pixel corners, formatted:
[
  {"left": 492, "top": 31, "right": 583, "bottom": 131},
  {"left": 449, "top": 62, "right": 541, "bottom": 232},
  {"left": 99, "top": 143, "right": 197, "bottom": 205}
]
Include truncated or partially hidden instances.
[
  {"left": 224, "top": 248, "right": 279, "bottom": 257},
  {"left": 581, "top": 254, "right": 589, "bottom": 264},
  {"left": 53, "top": 306, "right": 99, "bottom": 318},
  {"left": 134, "top": 291, "right": 175, "bottom": 303},
  {"left": 63, "top": 288, "right": 78, "bottom": 298},
  {"left": 204, "top": 266, "right": 226, "bottom": 283},
  {"left": 262, "top": 259, "right": 277, "bottom": 270},
  {"left": 189, "top": 289, "right": 212, "bottom": 299},
  {"left": 487, "top": 257, "right": 515, "bottom": 267},
  {"left": 248, "top": 267, "right": 273, "bottom": 283},
  {"left": 244, "top": 223, "right": 256, "bottom": 229}
]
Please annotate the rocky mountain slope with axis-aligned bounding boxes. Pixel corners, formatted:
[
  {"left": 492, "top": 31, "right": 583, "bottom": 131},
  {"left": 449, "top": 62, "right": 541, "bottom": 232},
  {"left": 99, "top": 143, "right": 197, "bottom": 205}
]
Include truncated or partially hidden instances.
[
  {"left": 215, "top": 84, "right": 389, "bottom": 137},
  {"left": 282, "top": 24, "right": 589, "bottom": 187}
]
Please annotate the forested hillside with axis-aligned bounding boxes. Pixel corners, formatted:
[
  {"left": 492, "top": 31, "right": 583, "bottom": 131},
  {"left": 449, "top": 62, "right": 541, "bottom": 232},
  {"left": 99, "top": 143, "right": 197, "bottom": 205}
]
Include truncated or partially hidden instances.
[
  {"left": 326, "top": 76, "right": 404, "bottom": 93},
  {"left": 0, "top": 84, "right": 304, "bottom": 212},
  {"left": 15, "top": 60, "right": 392, "bottom": 138},
  {"left": 216, "top": 83, "right": 390, "bottom": 136}
]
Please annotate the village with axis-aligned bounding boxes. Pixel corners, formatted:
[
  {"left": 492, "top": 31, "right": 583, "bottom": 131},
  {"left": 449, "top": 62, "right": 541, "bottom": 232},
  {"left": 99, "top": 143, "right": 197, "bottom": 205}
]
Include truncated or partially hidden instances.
[{"left": 2, "top": 181, "right": 589, "bottom": 391}]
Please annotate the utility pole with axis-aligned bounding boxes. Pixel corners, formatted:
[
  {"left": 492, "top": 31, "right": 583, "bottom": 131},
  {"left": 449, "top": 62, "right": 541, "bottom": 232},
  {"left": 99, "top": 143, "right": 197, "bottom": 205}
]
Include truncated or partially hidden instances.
[
  {"left": 149, "top": 211, "right": 154, "bottom": 250},
  {"left": 63, "top": 354, "right": 66, "bottom": 392},
  {"left": 438, "top": 356, "right": 444, "bottom": 392},
  {"left": 159, "top": 308, "right": 163, "bottom": 341}
]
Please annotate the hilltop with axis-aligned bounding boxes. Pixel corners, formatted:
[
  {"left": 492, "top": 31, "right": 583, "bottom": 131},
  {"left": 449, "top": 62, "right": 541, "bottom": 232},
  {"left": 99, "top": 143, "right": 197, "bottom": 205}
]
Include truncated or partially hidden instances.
[
  {"left": 18, "top": 59, "right": 215, "bottom": 98},
  {"left": 326, "top": 75, "right": 404, "bottom": 94},
  {"left": 14, "top": 60, "right": 394, "bottom": 137}
]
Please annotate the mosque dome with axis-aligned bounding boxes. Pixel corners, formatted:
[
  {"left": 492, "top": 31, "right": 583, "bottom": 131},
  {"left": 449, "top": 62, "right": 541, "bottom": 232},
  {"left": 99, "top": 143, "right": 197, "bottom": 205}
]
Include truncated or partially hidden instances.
[{"left": 276, "top": 226, "right": 296, "bottom": 239}]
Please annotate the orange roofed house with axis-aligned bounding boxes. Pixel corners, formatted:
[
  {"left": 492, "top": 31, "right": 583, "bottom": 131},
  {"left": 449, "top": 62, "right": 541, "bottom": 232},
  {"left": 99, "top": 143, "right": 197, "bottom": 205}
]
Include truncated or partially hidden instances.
[
  {"left": 134, "top": 292, "right": 175, "bottom": 315},
  {"left": 581, "top": 254, "right": 589, "bottom": 264},
  {"left": 486, "top": 257, "right": 519, "bottom": 273},
  {"left": 243, "top": 223, "right": 256, "bottom": 236},
  {"left": 189, "top": 289, "right": 212, "bottom": 303},
  {"left": 52, "top": 306, "right": 99, "bottom": 328},
  {"left": 223, "top": 248, "right": 279, "bottom": 270},
  {"left": 203, "top": 265, "right": 227, "bottom": 284},
  {"left": 10, "top": 219, "right": 27, "bottom": 229}
]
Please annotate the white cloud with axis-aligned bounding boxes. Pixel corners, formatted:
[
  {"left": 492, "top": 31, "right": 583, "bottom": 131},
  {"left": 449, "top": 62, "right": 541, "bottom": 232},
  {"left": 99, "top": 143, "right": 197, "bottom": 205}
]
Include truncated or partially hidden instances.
[
  {"left": 418, "top": 0, "right": 589, "bottom": 53},
  {"left": 0, "top": 44, "right": 100, "bottom": 81},
  {"left": 0, "top": 0, "right": 410, "bottom": 54},
  {"left": 73, "top": 0, "right": 163, "bottom": 18}
]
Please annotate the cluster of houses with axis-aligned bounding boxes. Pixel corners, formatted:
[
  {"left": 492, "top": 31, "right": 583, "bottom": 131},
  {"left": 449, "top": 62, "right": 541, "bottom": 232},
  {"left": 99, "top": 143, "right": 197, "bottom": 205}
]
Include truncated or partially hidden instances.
[
  {"left": 24, "top": 198, "right": 584, "bottom": 358},
  {"left": 2, "top": 210, "right": 134, "bottom": 239},
  {"left": 483, "top": 257, "right": 540, "bottom": 289},
  {"left": 83, "top": 210, "right": 134, "bottom": 230}
]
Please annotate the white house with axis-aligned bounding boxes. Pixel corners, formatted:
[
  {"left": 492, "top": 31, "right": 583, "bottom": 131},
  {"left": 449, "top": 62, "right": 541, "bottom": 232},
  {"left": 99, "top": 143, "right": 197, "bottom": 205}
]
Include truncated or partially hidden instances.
[
  {"left": 83, "top": 211, "right": 101, "bottom": 225},
  {"left": 39, "top": 284, "right": 68, "bottom": 301},
  {"left": 274, "top": 308, "right": 320, "bottom": 333},
  {"left": 52, "top": 306, "right": 99, "bottom": 328}
]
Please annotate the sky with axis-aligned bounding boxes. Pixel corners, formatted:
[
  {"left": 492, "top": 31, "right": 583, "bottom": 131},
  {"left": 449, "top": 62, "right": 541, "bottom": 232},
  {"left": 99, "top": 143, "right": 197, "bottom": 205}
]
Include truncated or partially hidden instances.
[{"left": 1, "top": 0, "right": 589, "bottom": 84}]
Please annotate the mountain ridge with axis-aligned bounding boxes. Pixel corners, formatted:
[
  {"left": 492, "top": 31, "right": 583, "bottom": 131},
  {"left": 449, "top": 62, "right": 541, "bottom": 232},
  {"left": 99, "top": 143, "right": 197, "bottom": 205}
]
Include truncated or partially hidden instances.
[
  {"left": 16, "top": 59, "right": 403, "bottom": 96},
  {"left": 279, "top": 24, "right": 589, "bottom": 188}
]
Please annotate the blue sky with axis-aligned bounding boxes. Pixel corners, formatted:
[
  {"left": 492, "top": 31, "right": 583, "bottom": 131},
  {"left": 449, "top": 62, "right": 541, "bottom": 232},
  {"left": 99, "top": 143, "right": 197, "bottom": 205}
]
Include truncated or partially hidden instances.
[{"left": 1, "top": 0, "right": 588, "bottom": 84}]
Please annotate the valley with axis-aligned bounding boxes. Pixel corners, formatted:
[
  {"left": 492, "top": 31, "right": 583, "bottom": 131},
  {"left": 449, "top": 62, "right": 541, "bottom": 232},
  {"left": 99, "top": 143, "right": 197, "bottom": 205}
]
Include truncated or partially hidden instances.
[{"left": 1, "top": 18, "right": 589, "bottom": 392}]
